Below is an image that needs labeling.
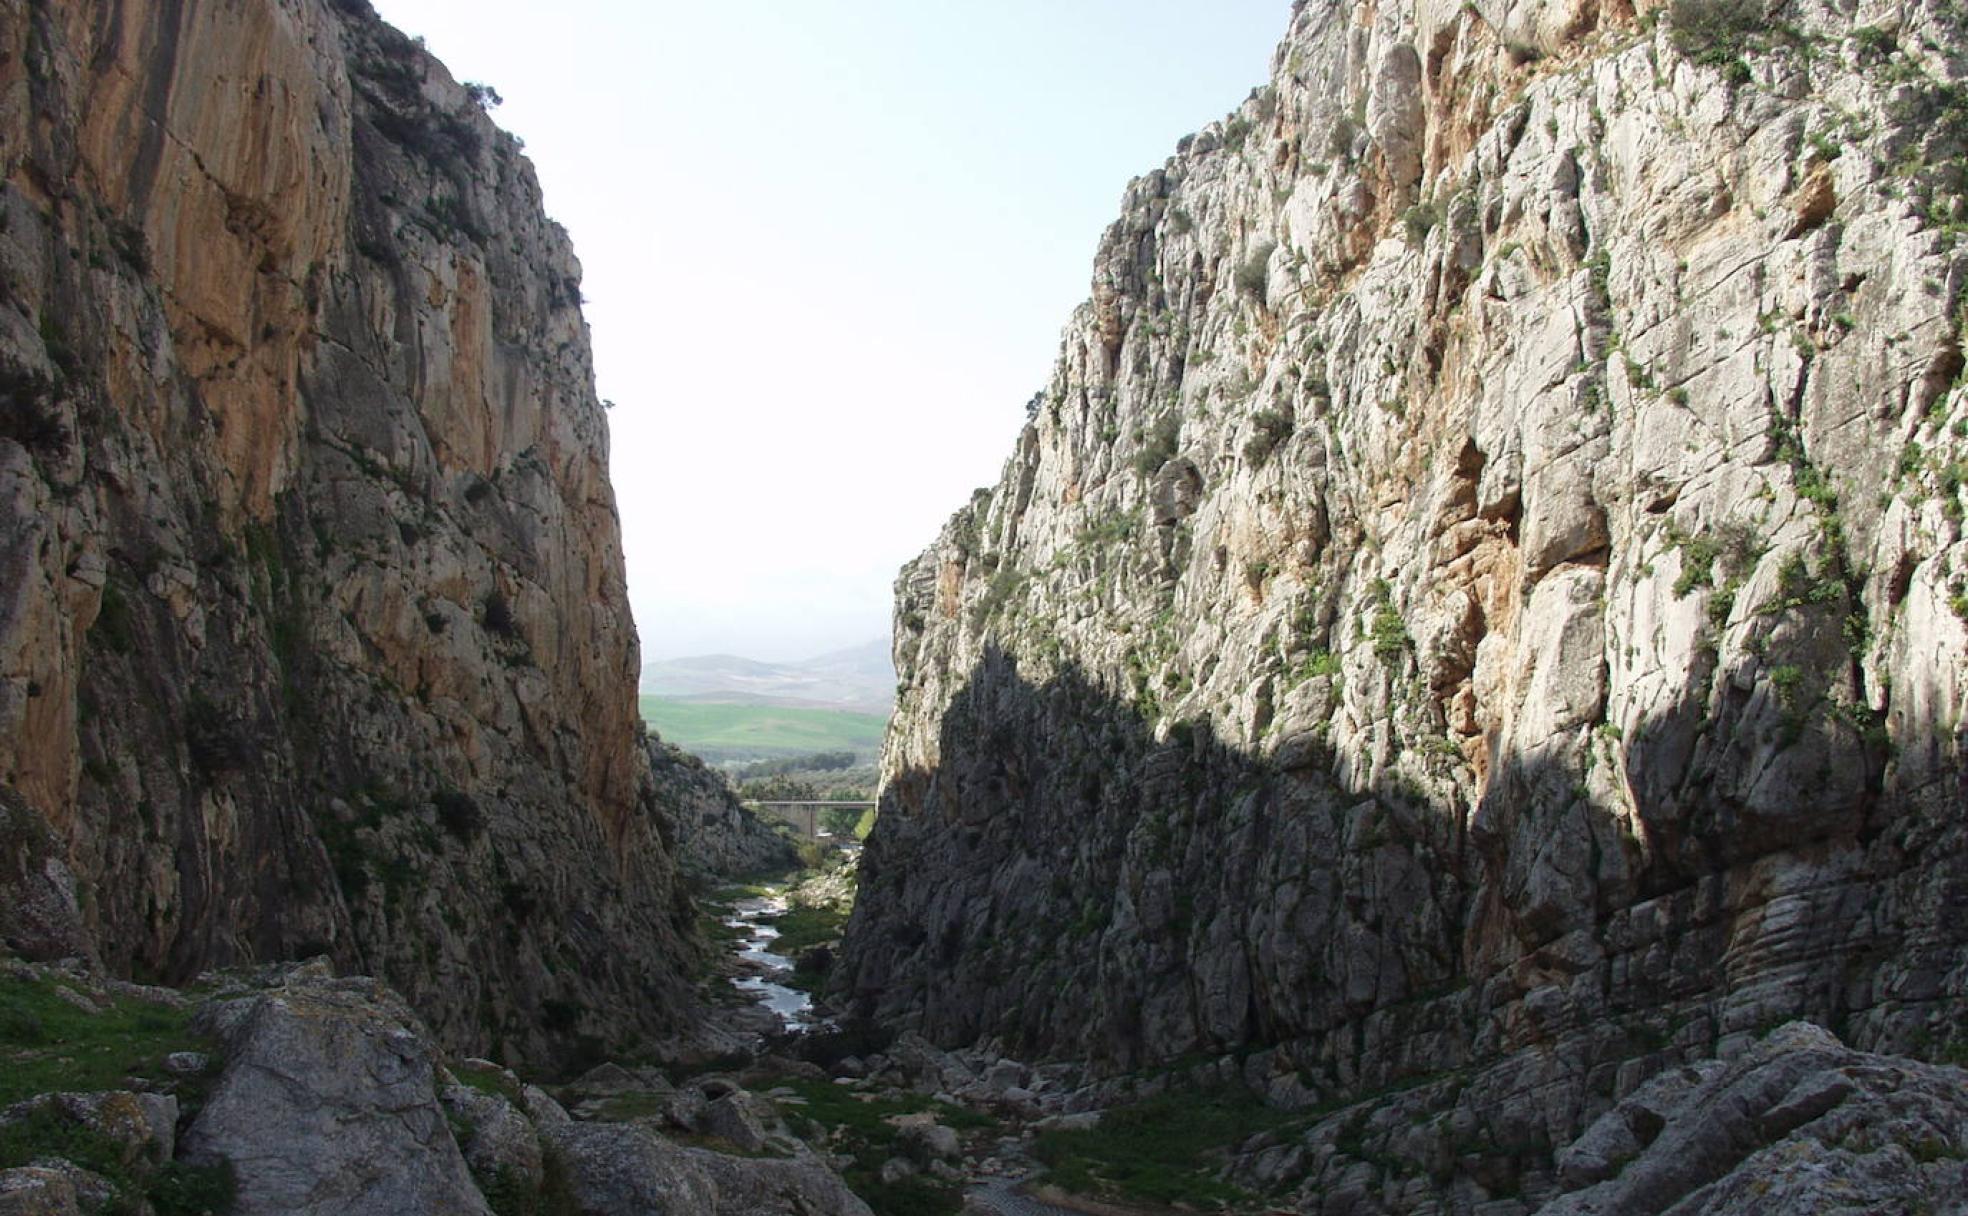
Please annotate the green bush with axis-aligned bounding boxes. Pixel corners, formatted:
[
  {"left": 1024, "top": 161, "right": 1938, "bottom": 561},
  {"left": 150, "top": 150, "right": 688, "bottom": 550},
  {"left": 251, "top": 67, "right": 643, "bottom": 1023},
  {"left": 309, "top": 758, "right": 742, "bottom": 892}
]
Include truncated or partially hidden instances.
[
  {"left": 433, "top": 788, "right": 483, "bottom": 840},
  {"left": 1234, "top": 241, "right": 1275, "bottom": 299},
  {"left": 1131, "top": 414, "right": 1182, "bottom": 476},
  {"left": 1401, "top": 200, "right": 1442, "bottom": 245},
  {"left": 1669, "top": 0, "right": 1766, "bottom": 82},
  {"left": 1243, "top": 408, "right": 1295, "bottom": 466}
]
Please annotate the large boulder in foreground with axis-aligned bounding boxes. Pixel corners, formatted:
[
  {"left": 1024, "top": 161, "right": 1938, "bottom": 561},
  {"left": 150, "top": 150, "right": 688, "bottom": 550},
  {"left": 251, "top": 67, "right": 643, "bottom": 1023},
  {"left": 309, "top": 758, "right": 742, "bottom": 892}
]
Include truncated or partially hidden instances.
[
  {"left": 180, "top": 969, "right": 489, "bottom": 1216},
  {"left": 544, "top": 1120, "right": 874, "bottom": 1216},
  {"left": 1535, "top": 1022, "right": 1968, "bottom": 1215}
]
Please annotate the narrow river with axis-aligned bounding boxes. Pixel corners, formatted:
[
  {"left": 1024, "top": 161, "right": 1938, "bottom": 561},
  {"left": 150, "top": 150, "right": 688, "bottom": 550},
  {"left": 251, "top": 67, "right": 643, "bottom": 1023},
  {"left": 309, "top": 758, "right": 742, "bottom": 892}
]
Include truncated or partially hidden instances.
[
  {"left": 723, "top": 893, "right": 824, "bottom": 1033},
  {"left": 720, "top": 889, "right": 1088, "bottom": 1216}
]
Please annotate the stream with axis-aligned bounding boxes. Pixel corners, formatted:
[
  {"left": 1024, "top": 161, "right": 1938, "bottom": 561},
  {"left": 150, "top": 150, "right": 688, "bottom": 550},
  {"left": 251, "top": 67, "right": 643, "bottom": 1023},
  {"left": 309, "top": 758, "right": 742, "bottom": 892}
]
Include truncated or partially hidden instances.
[
  {"left": 723, "top": 893, "right": 825, "bottom": 1033},
  {"left": 719, "top": 890, "right": 1086, "bottom": 1216}
]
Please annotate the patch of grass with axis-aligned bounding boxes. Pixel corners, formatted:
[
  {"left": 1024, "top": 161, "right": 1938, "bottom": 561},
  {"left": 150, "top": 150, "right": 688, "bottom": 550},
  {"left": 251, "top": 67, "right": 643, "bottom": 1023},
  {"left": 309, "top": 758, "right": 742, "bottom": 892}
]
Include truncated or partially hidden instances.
[
  {"left": 775, "top": 1078, "right": 986, "bottom": 1216},
  {"left": 0, "top": 1104, "right": 234, "bottom": 1216},
  {"left": 636, "top": 698, "right": 886, "bottom": 763},
  {"left": 765, "top": 902, "right": 849, "bottom": 957},
  {"left": 1032, "top": 1086, "right": 1295, "bottom": 1209},
  {"left": 0, "top": 975, "right": 210, "bottom": 1107},
  {"left": 452, "top": 1059, "right": 525, "bottom": 1106},
  {"left": 149, "top": 1159, "right": 238, "bottom": 1216}
]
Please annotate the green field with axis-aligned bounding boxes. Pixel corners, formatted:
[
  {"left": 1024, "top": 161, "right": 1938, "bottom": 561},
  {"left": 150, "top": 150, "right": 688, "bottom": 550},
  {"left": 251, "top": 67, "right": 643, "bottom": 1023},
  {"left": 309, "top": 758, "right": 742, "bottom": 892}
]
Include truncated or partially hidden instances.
[{"left": 639, "top": 697, "right": 888, "bottom": 762}]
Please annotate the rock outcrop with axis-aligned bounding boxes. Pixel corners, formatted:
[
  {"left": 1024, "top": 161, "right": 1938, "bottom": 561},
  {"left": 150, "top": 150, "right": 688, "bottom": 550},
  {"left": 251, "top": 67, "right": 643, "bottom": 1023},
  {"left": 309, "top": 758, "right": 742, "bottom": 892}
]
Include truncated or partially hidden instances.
[
  {"left": 842, "top": 0, "right": 1968, "bottom": 1206},
  {"left": 647, "top": 737, "right": 800, "bottom": 879},
  {"left": 1535, "top": 1022, "right": 1968, "bottom": 1215},
  {"left": 0, "top": 0, "right": 694, "bottom": 1065},
  {"left": 0, "top": 961, "right": 874, "bottom": 1216},
  {"left": 183, "top": 970, "right": 491, "bottom": 1215}
]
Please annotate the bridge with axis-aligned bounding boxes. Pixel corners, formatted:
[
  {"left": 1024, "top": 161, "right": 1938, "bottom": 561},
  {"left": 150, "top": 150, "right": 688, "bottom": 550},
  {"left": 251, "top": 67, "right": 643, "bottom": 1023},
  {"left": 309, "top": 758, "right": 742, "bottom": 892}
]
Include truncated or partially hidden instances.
[{"left": 741, "top": 800, "right": 876, "bottom": 840}]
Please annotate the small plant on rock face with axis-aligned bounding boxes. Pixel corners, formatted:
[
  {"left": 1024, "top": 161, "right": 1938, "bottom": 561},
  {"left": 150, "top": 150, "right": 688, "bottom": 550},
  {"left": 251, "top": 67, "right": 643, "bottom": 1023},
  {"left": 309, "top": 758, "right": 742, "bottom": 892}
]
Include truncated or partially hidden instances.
[
  {"left": 1668, "top": 0, "right": 1767, "bottom": 84},
  {"left": 1243, "top": 408, "right": 1295, "bottom": 466},
  {"left": 483, "top": 591, "right": 517, "bottom": 637},
  {"left": 1401, "top": 199, "right": 1443, "bottom": 246},
  {"left": 1235, "top": 241, "right": 1276, "bottom": 300},
  {"left": 1132, "top": 414, "right": 1182, "bottom": 476}
]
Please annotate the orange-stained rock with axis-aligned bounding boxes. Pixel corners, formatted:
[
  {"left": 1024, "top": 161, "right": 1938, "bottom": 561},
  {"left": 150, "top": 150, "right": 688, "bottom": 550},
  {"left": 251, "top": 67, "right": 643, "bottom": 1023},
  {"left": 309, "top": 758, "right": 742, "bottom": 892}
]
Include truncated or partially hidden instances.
[{"left": 0, "top": 0, "right": 694, "bottom": 1068}]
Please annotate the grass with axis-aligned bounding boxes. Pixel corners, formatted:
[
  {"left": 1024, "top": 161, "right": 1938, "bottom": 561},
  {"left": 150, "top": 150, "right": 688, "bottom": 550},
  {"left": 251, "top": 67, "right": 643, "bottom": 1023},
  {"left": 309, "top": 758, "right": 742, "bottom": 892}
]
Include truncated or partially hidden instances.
[
  {"left": 638, "top": 697, "right": 886, "bottom": 762},
  {"left": 451, "top": 1058, "right": 525, "bottom": 1106},
  {"left": 773, "top": 1078, "right": 993, "bottom": 1216},
  {"left": 1032, "top": 1086, "right": 1297, "bottom": 1209},
  {"left": 0, "top": 973, "right": 213, "bottom": 1107},
  {"left": 0, "top": 973, "right": 232, "bottom": 1214},
  {"left": 0, "top": 1106, "right": 235, "bottom": 1215},
  {"left": 765, "top": 901, "right": 850, "bottom": 957}
]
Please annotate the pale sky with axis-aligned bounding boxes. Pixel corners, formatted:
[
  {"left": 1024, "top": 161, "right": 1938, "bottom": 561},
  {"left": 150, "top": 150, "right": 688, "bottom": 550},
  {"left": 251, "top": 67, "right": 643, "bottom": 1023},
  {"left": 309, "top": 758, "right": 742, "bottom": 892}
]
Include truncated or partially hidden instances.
[{"left": 366, "top": 1, "right": 1287, "bottom": 662}]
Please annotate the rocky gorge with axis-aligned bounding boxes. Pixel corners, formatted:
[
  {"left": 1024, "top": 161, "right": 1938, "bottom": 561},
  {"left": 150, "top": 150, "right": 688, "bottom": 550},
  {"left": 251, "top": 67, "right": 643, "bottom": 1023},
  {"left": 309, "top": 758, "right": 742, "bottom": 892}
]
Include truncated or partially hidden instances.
[{"left": 3, "top": 0, "right": 1968, "bottom": 1212}]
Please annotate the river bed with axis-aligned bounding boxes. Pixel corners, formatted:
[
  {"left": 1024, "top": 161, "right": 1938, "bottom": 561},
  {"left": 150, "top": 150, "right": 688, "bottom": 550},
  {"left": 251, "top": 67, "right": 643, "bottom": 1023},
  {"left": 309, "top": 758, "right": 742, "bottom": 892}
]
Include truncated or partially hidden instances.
[{"left": 723, "top": 893, "right": 824, "bottom": 1033}]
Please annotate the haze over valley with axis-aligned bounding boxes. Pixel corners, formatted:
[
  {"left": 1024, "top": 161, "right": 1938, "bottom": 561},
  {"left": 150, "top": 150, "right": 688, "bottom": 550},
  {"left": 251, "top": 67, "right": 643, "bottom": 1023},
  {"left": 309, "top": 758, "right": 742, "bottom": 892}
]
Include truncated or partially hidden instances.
[{"left": 2, "top": 2, "right": 1966, "bottom": 1215}]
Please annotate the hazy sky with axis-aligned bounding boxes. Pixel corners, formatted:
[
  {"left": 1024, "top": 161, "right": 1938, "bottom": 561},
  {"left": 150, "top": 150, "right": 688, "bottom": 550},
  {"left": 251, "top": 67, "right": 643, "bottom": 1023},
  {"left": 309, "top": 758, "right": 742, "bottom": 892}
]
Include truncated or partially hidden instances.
[{"left": 367, "top": 1, "right": 1287, "bottom": 662}]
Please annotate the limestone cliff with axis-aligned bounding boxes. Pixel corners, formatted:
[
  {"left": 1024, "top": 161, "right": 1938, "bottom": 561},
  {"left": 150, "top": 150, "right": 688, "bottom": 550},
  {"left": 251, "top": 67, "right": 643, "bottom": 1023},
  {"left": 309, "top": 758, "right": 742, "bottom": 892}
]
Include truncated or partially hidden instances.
[
  {"left": 842, "top": 0, "right": 1968, "bottom": 1202},
  {"left": 646, "top": 737, "right": 799, "bottom": 879},
  {"left": 0, "top": 0, "right": 695, "bottom": 1066}
]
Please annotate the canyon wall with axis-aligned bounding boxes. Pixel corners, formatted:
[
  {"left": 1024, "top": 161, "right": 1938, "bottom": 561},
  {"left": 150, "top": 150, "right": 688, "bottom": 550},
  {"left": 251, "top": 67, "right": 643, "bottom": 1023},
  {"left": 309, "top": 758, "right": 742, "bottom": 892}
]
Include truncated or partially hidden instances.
[
  {"left": 0, "top": 0, "right": 695, "bottom": 1067},
  {"left": 841, "top": 0, "right": 1968, "bottom": 1200}
]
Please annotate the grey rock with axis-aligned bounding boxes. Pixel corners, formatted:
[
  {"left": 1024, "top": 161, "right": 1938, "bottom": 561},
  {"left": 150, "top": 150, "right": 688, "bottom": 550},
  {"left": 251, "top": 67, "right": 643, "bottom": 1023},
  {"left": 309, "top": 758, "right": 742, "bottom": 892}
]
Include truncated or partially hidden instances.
[
  {"left": 0, "top": 0, "right": 697, "bottom": 1071},
  {"left": 520, "top": 1084, "right": 572, "bottom": 1128},
  {"left": 839, "top": 3, "right": 1968, "bottom": 1212},
  {"left": 697, "top": 1091, "right": 779, "bottom": 1154},
  {"left": 441, "top": 1080, "right": 542, "bottom": 1194},
  {"left": 162, "top": 1052, "right": 210, "bottom": 1077},
  {"left": 899, "top": 1120, "right": 962, "bottom": 1162},
  {"left": 1535, "top": 1023, "right": 1968, "bottom": 1215},
  {"left": 545, "top": 1120, "right": 874, "bottom": 1216},
  {"left": 0, "top": 1169, "right": 80, "bottom": 1216},
  {"left": 647, "top": 738, "right": 799, "bottom": 878},
  {"left": 180, "top": 975, "right": 489, "bottom": 1215},
  {"left": 0, "top": 790, "right": 93, "bottom": 966}
]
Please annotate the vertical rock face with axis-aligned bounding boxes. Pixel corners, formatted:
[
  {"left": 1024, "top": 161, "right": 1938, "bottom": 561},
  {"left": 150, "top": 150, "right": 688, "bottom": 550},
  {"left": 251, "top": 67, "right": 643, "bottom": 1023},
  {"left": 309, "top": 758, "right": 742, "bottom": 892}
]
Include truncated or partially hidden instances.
[
  {"left": 842, "top": 0, "right": 1968, "bottom": 1173},
  {"left": 645, "top": 738, "right": 799, "bottom": 879},
  {"left": 0, "top": 0, "right": 695, "bottom": 1065}
]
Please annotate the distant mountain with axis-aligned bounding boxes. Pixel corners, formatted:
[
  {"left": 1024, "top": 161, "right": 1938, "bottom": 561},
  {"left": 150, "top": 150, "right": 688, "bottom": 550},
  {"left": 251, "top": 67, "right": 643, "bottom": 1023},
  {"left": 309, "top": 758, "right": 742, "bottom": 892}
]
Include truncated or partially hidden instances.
[{"left": 640, "top": 639, "right": 893, "bottom": 713}]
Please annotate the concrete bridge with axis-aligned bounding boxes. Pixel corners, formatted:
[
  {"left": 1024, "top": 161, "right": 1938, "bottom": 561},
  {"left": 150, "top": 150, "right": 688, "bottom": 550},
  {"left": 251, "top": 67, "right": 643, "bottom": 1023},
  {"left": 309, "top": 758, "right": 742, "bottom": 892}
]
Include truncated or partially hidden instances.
[{"left": 741, "top": 800, "right": 875, "bottom": 839}]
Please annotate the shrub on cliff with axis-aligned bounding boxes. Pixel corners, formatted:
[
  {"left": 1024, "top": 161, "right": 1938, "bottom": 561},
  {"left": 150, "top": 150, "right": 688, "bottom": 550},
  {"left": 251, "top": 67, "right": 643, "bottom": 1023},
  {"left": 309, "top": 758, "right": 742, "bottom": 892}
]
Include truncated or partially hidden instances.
[{"left": 1669, "top": 0, "right": 1767, "bottom": 83}]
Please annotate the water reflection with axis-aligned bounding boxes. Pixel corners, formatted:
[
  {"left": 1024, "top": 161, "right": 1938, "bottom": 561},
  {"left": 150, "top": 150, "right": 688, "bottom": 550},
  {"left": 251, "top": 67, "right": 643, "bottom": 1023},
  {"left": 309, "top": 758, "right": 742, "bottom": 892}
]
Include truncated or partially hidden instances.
[{"left": 724, "top": 895, "right": 823, "bottom": 1032}]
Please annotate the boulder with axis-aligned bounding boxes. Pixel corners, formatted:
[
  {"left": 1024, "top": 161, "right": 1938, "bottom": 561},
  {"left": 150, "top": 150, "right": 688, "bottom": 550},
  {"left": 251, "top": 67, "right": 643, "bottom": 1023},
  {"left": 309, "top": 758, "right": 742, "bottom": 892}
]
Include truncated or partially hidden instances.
[
  {"left": 0, "top": 1169, "right": 79, "bottom": 1216},
  {"left": 898, "top": 1119, "right": 961, "bottom": 1163},
  {"left": 1535, "top": 1024, "right": 1968, "bottom": 1215},
  {"left": 0, "top": 1091, "right": 177, "bottom": 1167},
  {"left": 179, "top": 976, "right": 489, "bottom": 1215},
  {"left": 440, "top": 1080, "right": 542, "bottom": 1193},
  {"left": 697, "top": 1091, "right": 780, "bottom": 1154},
  {"left": 544, "top": 1121, "right": 874, "bottom": 1216}
]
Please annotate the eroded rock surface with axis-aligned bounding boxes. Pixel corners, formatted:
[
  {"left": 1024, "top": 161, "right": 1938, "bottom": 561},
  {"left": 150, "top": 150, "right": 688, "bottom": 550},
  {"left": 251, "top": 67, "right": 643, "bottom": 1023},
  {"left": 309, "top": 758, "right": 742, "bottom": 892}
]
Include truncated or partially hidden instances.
[
  {"left": 1535, "top": 1023, "right": 1968, "bottom": 1215},
  {"left": 648, "top": 738, "right": 800, "bottom": 879},
  {"left": 182, "top": 971, "right": 489, "bottom": 1215},
  {"left": 0, "top": 0, "right": 695, "bottom": 1065},
  {"left": 842, "top": 0, "right": 1968, "bottom": 1207}
]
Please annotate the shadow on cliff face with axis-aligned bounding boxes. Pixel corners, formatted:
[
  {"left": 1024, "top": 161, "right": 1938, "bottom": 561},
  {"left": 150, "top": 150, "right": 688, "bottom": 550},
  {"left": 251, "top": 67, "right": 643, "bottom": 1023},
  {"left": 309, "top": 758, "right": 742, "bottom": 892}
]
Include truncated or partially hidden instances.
[
  {"left": 0, "top": 2, "right": 700, "bottom": 1074},
  {"left": 835, "top": 642, "right": 1968, "bottom": 1101}
]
